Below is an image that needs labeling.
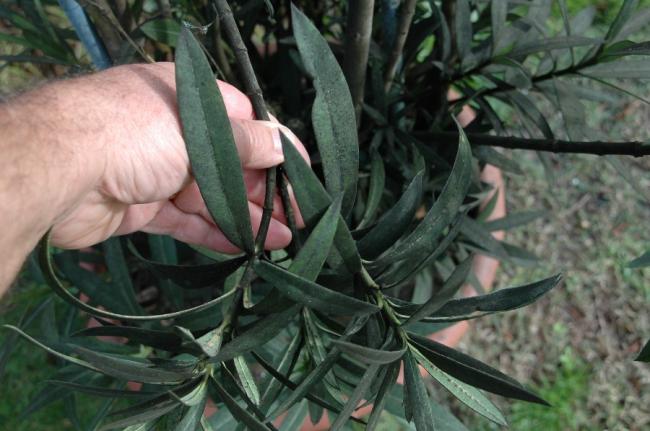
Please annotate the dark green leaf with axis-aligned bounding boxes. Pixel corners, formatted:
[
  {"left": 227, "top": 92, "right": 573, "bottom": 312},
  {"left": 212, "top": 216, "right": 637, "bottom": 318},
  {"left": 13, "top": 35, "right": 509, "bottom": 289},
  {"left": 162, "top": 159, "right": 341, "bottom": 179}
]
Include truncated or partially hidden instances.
[
  {"left": 99, "top": 401, "right": 178, "bottom": 430},
  {"left": 329, "top": 364, "right": 380, "bottom": 431},
  {"left": 46, "top": 380, "right": 158, "bottom": 398},
  {"left": 366, "top": 362, "right": 400, "bottom": 430},
  {"left": 291, "top": 4, "right": 359, "bottom": 216},
  {"left": 211, "top": 305, "right": 301, "bottom": 363},
  {"left": 582, "top": 59, "right": 650, "bottom": 79},
  {"left": 259, "top": 330, "right": 303, "bottom": 413},
  {"left": 73, "top": 325, "right": 183, "bottom": 352},
  {"left": 472, "top": 145, "right": 523, "bottom": 176},
  {"left": 506, "top": 36, "right": 600, "bottom": 58},
  {"left": 629, "top": 250, "right": 650, "bottom": 268},
  {"left": 455, "top": 0, "right": 472, "bottom": 60},
  {"left": 606, "top": 0, "right": 639, "bottom": 43},
  {"left": 459, "top": 215, "right": 508, "bottom": 259},
  {"left": 332, "top": 340, "right": 405, "bottom": 365},
  {"left": 174, "top": 397, "right": 207, "bottom": 431},
  {"left": 358, "top": 151, "right": 386, "bottom": 229},
  {"left": 254, "top": 260, "right": 378, "bottom": 316},
  {"left": 491, "top": 0, "right": 507, "bottom": 46},
  {"left": 279, "top": 400, "right": 308, "bottom": 431},
  {"left": 421, "top": 274, "right": 562, "bottom": 322},
  {"left": 211, "top": 378, "right": 271, "bottom": 431},
  {"left": 128, "top": 241, "right": 246, "bottom": 289},
  {"left": 357, "top": 171, "right": 423, "bottom": 260},
  {"left": 404, "top": 256, "right": 473, "bottom": 326},
  {"left": 40, "top": 234, "right": 237, "bottom": 321},
  {"left": 483, "top": 210, "right": 547, "bottom": 231},
  {"left": 409, "top": 334, "right": 549, "bottom": 405},
  {"left": 635, "top": 339, "right": 650, "bottom": 362},
  {"left": 72, "top": 346, "right": 194, "bottom": 384},
  {"left": 103, "top": 238, "right": 142, "bottom": 315},
  {"left": 141, "top": 18, "right": 180, "bottom": 46},
  {"left": 234, "top": 355, "right": 261, "bottom": 405},
  {"left": 403, "top": 350, "right": 436, "bottom": 431},
  {"left": 411, "top": 349, "right": 507, "bottom": 426},
  {"left": 373, "top": 120, "right": 473, "bottom": 265},
  {"left": 281, "top": 136, "right": 361, "bottom": 273},
  {"left": 176, "top": 27, "right": 254, "bottom": 253},
  {"left": 289, "top": 197, "right": 342, "bottom": 280}
]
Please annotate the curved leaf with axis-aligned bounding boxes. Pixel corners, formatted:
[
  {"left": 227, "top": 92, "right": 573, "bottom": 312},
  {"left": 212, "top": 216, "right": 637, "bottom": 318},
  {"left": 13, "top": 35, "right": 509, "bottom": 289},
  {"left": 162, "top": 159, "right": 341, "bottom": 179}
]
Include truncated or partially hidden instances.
[
  {"left": 176, "top": 27, "right": 254, "bottom": 253},
  {"left": 291, "top": 4, "right": 359, "bottom": 216}
]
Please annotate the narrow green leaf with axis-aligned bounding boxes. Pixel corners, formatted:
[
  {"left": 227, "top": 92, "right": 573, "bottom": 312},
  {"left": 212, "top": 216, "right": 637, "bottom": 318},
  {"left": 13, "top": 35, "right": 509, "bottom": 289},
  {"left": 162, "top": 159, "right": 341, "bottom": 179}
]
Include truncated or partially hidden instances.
[
  {"left": 357, "top": 171, "right": 423, "bottom": 260},
  {"left": 73, "top": 325, "right": 184, "bottom": 352},
  {"left": 358, "top": 151, "right": 386, "bottom": 229},
  {"left": 582, "top": 59, "right": 650, "bottom": 79},
  {"left": 506, "top": 36, "right": 600, "bottom": 58},
  {"left": 281, "top": 136, "right": 361, "bottom": 273},
  {"left": 176, "top": 27, "right": 254, "bottom": 253},
  {"left": 403, "top": 350, "right": 436, "bottom": 431},
  {"left": 254, "top": 260, "right": 379, "bottom": 316},
  {"left": 629, "top": 250, "right": 650, "bottom": 268},
  {"left": 455, "top": 0, "right": 472, "bottom": 60},
  {"left": 419, "top": 274, "right": 562, "bottom": 322},
  {"left": 40, "top": 234, "right": 237, "bottom": 321},
  {"left": 366, "top": 362, "right": 400, "bottom": 430},
  {"left": 234, "top": 355, "right": 261, "bottom": 405},
  {"left": 211, "top": 304, "right": 301, "bottom": 363},
  {"left": 411, "top": 348, "right": 507, "bottom": 426},
  {"left": 259, "top": 330, "right": 303, "bottom": 413},
  {"left": 373, "top": 120, "right": 473, "bottom": 266},
  {"left": 279, "top": 400, "right": 308, "bottom": 431},
  {"left": 606, "top": 0, "right": 639, "bottom": 43},
  {"left": 491, "top": 0, "right": 507, "bottom": 46},
  {"left": 100, "top": 401, "right": 178, "bottom": 431},
  {"left": 174, "top": 397, "right": 207, "bottom": 431},
  {"left": 404, "top": 256, "right": 473, "bottom": 326},
  {"left": 291, "top": 4, "right": 359, "bottom": 216},
  {"left": 602, "top": 41, "right": 650, "bottom": 58},
  {"left": 141, "top": 18, "right": 181, "bottom": 47},
  {"left": 330, "top": 364, "right": 380, "bottom": 431},
  {"left": 289, "top": 197, "right": 342, "bottom": 280},
  {"left": 129, "top": 241, "right": 246, "bottom": 289},
  {"left": 102, "top": 238, "right": 142, "bottom": 315},
  {"left": 409, "top": 334, "right": 549, "bottom": 405},
  {"left": 46, "top": 380, "right": 157, "bottom": 398},
  {"left": 635, "top": 339, "right": 650, "bottom": 362},
  {"left": 483, "top": 210, "right": 547, "bottom": 231},
  {"left": 459, "top": 215, "right": 508, "bottom": 259},
  {"left": 72, "top": 346, "right": 194, "bottom": 384},
  {"left": 211, "top": 378, "right": 271, "bottom": 431},
  {"left": 332, "top": 340, "right": 405, "bottom": 365}
]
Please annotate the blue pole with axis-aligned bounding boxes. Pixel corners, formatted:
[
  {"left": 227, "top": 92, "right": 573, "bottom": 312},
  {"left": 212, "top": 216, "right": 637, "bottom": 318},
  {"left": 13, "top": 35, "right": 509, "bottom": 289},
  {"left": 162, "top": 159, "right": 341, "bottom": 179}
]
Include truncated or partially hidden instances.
[{"left": 58, "top": 0, "right": 112, "bottom": 70}]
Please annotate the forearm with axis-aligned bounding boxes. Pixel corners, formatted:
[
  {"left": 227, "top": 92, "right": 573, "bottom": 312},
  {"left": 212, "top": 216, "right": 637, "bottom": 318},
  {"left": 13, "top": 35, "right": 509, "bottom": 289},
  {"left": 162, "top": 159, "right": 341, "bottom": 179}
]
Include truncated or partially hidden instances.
[{"left": 0, "top": 79, "right": 104, "bottom": 292}]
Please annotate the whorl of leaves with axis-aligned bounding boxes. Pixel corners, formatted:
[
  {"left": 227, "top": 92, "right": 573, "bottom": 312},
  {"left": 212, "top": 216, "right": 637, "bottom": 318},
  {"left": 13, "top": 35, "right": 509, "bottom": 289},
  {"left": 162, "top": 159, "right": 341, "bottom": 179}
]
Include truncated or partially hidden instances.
[{"left": 3, "top": 0, "right": 650, "bottom": 429}]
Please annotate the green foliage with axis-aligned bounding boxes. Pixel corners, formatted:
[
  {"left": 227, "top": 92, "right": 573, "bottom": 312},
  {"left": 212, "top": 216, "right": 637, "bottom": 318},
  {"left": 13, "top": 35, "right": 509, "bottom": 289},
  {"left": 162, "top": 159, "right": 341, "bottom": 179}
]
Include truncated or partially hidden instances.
[{"left": 2, "top": 0, "right": 650, "bottom": 430}]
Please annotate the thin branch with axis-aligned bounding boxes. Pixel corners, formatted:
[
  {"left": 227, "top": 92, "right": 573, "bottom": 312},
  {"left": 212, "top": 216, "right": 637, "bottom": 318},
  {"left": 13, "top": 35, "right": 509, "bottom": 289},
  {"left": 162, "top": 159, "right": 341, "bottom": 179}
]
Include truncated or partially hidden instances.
[
  {"left": 342, "top": 0, "right": 375, "bottom": 121},
  {"left": 214, "top": 0, "right": 276, "bottom": 253},
  {"left": 383, "top": 0, "right": 416, "bottom": 92},
  {"left": 414, "top": 131, "right": 650, "bottom": 157}
]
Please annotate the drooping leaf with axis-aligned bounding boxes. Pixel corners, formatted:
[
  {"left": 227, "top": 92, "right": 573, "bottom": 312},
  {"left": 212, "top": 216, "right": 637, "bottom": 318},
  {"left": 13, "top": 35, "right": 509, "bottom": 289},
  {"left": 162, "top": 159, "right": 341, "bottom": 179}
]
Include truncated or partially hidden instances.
[
  {"left": 234, "top": 355, "right": 261, "bottom": 405},
  {"left": 358, "top": 150, "right": 386, "bottom": 229},
  {"left": 455, "top": 0, "right": 472, "bottom": 61},
  {"left": 174, "top": 396, "right": 207, "bottom": 431},
  {"left": 635, "top": 339, "right": 650, "bottom": 362},
  {"left": 581, "top": 59, "right": 650, "bottom": 79},
  {"left": 128, "top": 241, "right": 246, "bottom": 289},
  {"left": 483, "top": 210, "right": 547, "bottom": 231},
  {"left": 141, "top": 18, "right": 181, "bottom": 47},
  {"left": 291, "top": 4, "right": 359, "bottom": 216},
  {"left": 332, "top": 339, "right": 405, "bottom": 365},
  {"left": 281, "top": 136, "right": 361, "bottom": 273},
  {"left": 40, "top": 234, "right": 237, "bottom": 321},
  {"left": 411, "top": 348, "right": 507, "bottom": 426},
  {"left": 409, "top": 334, "right": 549, "bottom": 405},
  {"left": 289, "top": 197, "right": 342, "bottom": 280},
  {"left": 506, "top": 36, "right": 600, "bottom": 58},
  {"left": 416, "top": 274, "right": 562, "bottom": 322},
  {"left": 211, "top": 304, "right": 301, "bottom": 363},
  {"left": 73, "top": 325, "right": 184, "bottom": 352},
  {"left": 259, "top": 330, "right": 303, "bottom": 413},
  {"left": 102, "top": 238, "right": 142, "bottom": 315},
  {"left": 606, "top": 0, "right": 640, "bottom": 43},
  {"left": 279, "top": 400, "right": 309, "bottom": 431},
  {"left": 629, "top": 250, "right": 650, "bottom": 268},
  {"left": 99, "top": 402, "right": 178, "bottom": 431},
  {"left": 254, "top": 260, "right": 379, "bottom": 316},
  {"left": 329, "top": 364, "right": 380, "bottom": 431},
  {"left": 366, "top": 361, "right": 400, "bottom": 430},
  {"left": 175, "top": 27, "right": 254, "bottom": 253},
  {"left": 403, "top": 349, "right": 436, "bottom": 431},
  {"left": 211, "top": 377, "right": 271, "bottom": 431},
  {"left": 373, "top": 120, "right": 473, "bottom": 266},
  {"left": 404, "top": 256, "right": 473, "bottom": 326},
  {"left": 357, "top": 171, "right": 424, "bottom": 260},
  {"left": 46, "top": 380, "right": 158, "bottom": 398}
]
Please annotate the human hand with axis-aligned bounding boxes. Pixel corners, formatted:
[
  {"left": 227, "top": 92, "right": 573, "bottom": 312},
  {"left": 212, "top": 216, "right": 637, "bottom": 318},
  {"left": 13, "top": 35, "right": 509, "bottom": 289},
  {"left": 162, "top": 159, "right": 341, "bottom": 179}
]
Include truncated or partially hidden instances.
[{"left": 49, "top": 62, "right": 308, "bottom": 253}]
